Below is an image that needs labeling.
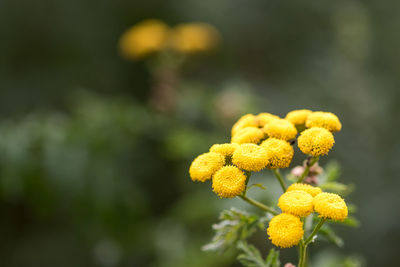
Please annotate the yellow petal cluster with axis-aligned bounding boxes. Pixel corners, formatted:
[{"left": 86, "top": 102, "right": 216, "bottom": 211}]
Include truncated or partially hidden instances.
[
  {"left": 285, "top": 109, "right": 312, "bottom": 126},
  {"left": 231, "top": 114, "right": 258, "bottom": 136},
  {"left": 297, "top": 127, "right": 335, "bottom": 156},
  {"left": 232, "top": 144, "right": 268, "bottom": 171},
  {"left": 210, "top": 143, "right": 239, "bottom": 156},
  {"left": 267, "top": 213, "right": 304, "bottom": 248},
  {"left": 189, "top": 152, "right": 225, "bottom": 182},
  {"left": 278, "top": 190, "right": 314, "bottom": 217},
  {"left": 287, "top": 183, "right": 322, "bottom": 197},
  {"left": 313, "top": 192, "right": 348, "bottom": 221},
  {"left": 263, "top": 118, "right": 297, "bottom": 141},
  {"left": 212, "top": 166, "right": 246, "bottom": 198},
  {"left": 231, "top": 127, "right": 265, "bottom": 144},
  {"left": 260, "top": 138, "right": 294, "bottom": 169},
  {"left": 256, "top": 113, "right": 280, "bottom": 127},
  {"left": 119, "top": 19, "right": 169, "bottom": 59},
  {"left": 306, "top": 111, "right": 342, "bottom": 132}
]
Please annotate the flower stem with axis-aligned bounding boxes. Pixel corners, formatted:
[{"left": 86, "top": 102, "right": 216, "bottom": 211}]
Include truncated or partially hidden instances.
[
  {"left": 298, "top": 241, "right": 307, "bottom": 267},
  {"left": 238, "top": 195, "right": 279, "bottom": 215},
  {"left": 296, "top": 156, "right": 319, "bottom": 183},
  {"left": 272, "top": 169, "right": 286, "bottom": 192},
  {"left": 304, "top": 218, "right": 327, "bottom": 245}
]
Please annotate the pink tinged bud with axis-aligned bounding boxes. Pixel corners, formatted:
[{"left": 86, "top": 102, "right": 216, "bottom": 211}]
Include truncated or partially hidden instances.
[
  {"left": 284, "top": 263, "right": 296, "bottom": 267},
  {"left": 291, "top": 166, "right": 304, "bottom": 177},
  {"left": 304, "top": 175, "right": 319, "bottom": 185}
]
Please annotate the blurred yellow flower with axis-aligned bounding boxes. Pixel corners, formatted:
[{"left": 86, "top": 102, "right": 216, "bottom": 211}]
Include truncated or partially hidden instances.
[
  {"left": 189, "top": 152, "right": 225, "bottom": 182},
  {"left": 170, "top": 22, "right": 219, "bottom": 53},
  {"left": 231, "top": 114, "right": 258, "bottom": 136},
  {"left": 232, "top": 144, "right": 268, "bottom": 171},
  {"left": 260, "top": 138, "right": 294, "bottom": 169},
  {"left": 287, "top": 183, "right": 322, "bottom": 197},
  {"left": 267, "top": 213, "right": 304, "bottom": 248},
  {"left": 313, "top": 192, "right": 348, "bottom": 221},
  {"left": 231, "top": 126, "right": 265, "bottom": 144},
  {"left": 256, "top": 113, "right": 280, "bottom": 127},
  {"left": 210, "top": 143, "right": 239, "bottom": 157},
  {"left": 297, "top": 127, "right": 335, "bottom": 156},
  {"left": 285, "top": 109, "right": 312, "bottom": 126},
  {"left": 263, "top": 118, "right": 297, "bottom": 141},
  {"left": 278, "top": 190, "right": 314, "bottom": 217},
  {"left": 212, "top": 166, "right": 246, "bottom": 198},
  {"left": 306, "top": 111, "right": 342, "bottom": 132},
  {"left": 119, "top": 19, "right": 169, "bottom": 60}
]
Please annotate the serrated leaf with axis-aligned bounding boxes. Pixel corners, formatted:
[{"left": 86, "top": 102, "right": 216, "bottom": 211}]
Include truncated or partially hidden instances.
[
  {"left": 237, "top": 241, "right": 280, "bottom": 267},
  {"left": 320, "top": 182, "right": 354, "bottom": 196},
  {"left": 319, "top": 226, "right": 344, "bottom": 247},
  {"left": 203, "top": 208, "right": 266, "bottom": 253}
]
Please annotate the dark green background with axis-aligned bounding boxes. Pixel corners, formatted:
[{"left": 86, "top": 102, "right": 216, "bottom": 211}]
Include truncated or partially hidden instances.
[{"left": 0, "top": 0, "right": 398, "bottom": 266}]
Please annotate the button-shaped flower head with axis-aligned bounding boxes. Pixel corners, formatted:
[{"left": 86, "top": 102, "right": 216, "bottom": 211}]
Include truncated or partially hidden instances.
[
  {"left": 285, "top": 109, "right": 312, "bottom": 127},
  {"left": 212, "top": 166, "right": 247, "bottom": 198},
  {"left": 263, "top": 118, "right": 297, "bottom": 141},
  {"left": 306, "top": 111, "right": 342, "bottom": 132},
  {"left": 231, "top": 127, "right": 265, "bottom": 144},
  {"left": 278, "top": 190, "right": 314, "bottom": 217},
  {"left": 210, "top": 143, "right": 239, "bottom": 157},
  {"left": 267, "top": 213, "right": 304, "bottom": 248},
  {"left": 189, "top": 152, "right": 225, "bottom": 182},
  {"left": 313, "top": 192, "right": 348, "bottom": 221},
  {"left": 231, "top": 114, "right": 258, "bottom": 136},
  {"left": 297, "top": 127, "right": 335, "bottom": 156},
  {"left": 260, "top": 138, "right": 294, "bottom": 169},
  {"left": 232, "top": 144, "right": 268, "bottom": 171},
  {"left": 287, "top": 183, "right": 322, "bottom": 197}
]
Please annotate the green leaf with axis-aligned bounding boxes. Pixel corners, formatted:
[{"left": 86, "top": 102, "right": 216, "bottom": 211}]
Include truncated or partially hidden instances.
[
  {"left": 319, "top": 226, "right": 344, "bottom": 247},
  {"left": 325, "top": 161, "right": 341, "bottom": 182},
  {"left": 320, "top": 182, "right": 354, "bottom": 196},
  {"left": 236, "top": 241, "right": 280, "bottom": 267},
  {"left": 202, "top": 208, "right": 267, "bottom": 253}
]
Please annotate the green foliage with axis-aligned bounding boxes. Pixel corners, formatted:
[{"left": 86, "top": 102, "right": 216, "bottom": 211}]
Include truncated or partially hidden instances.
[
  {"left": 237, "top": 241, "right": 280, "bottom": 267},
  {"left": 202, "top": 208, "right": 267, "bottom": 253}
]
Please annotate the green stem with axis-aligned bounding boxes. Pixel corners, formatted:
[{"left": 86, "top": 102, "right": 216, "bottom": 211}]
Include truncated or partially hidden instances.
[
  {"left": 238, "top": 195, "right": 278, "bottom": 215},
  {"left": 296, "top": 156, "right": 319, "bottom": 183},
  {"left": 272, "top": 169, "right": 286, "bottom": 192},
  {"left": 298, "top": 241, "right": 307, "bottom": 267},
  {"left": 304, "top": 218, "right": 327, "bottom": 245}
]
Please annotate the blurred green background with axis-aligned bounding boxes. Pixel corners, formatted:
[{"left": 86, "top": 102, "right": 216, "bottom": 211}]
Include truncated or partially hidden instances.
[{"left": 0, "top": 0, "right": 399, "bottom": 266}]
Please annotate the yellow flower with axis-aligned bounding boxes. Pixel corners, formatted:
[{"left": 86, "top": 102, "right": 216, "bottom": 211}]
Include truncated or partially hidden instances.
[
  {"left": 231, "top": 114, "right": 258, "bottom": 136},
  {"left": 232, "top": 144, "right": 268, "bottom": 171},
  {"left": 210, "top": 143, "right": 239, "bottom": 156},
  {"left": 256, "top": 113, "right": 280, "bottom": 127},
  {"left": 212, "top": 166, "right": 246, "bottom": 198},
  {"left": 314, "top": 192, "right": 348, "bottom": 221},
  {"left": 189, "top": 152, "right": 225, "bottom": 182},
  {"left": 231, "top": 127, "right": 265, "bottom": 144},
  {"left": 287, "top": 183, "right": 322, "bottom": 197},
  {"left": 278, "top": 190, "right": 314, "bottom": 217},
  {"left": 306, "top": 111, "right": 342, "bottom": 132},
  {"left": 263, "top": 118, "right": 297, "bottom": 141},
  {"left": 285, "top": 109, "right": 312, "bottom": 126},
  {"left": 260, "top": 138, "right": 294, "bottom": 169},
  {"left": 170, "top": 22, "right": 219, "bottom": 53},
  {"left": 297, "top": 127, "right": 335, "bottom": 156},
  {"left": 267, "top": 213, "right": 304, "bottom": 248},
  {"left": 119, "top": 19, "right": 169, "bottom": 59}
]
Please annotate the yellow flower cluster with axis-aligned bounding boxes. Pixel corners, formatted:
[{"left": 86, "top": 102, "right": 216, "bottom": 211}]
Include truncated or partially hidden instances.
[
  {"left": 119, "top": 19, "right": 219, "bottom": 60},
  {"left": 268, "top": 185, "right": 348, "bottom": 248}
]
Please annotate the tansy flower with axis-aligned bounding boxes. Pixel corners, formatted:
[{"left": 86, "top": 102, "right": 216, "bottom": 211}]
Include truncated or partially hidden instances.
[
  {"left": 306, "top": 111, "right": 342, "bottom": 132},
  {"left": 231, "top": 114, "right": 258, "bottom": 136},
  {"left": 287, "top": 183, "right": 322, "bottom": 197},
  {"left": 285, "top": 109, "right": 312, "bottom": 126},
  {"left": 278, "top": 190, "right": 314, "bottom": 217},
  {"left": 313, "top": 192, "right": 348, "bottom": 221},
  {"left": 231, "top": 127, "right": 265, "bottom": 144},
  {"left": 267, "top": 213, "right": 304, "bottom": 248},
  {"left": 297, "top": 127, "right": 335, "bottom": 156},
  {"left": 260, "top": 138, "right": 294, "bottom": 169},
  {"left": 189, "top": 152, "right": 225, "bottom": 182},
  {"left": 210, "top": 143, "right": 239, "bottom": 157},
  {"left": 256, "top": 113, "right": 280, "bottom": 127},
  {"left": 119, "top": 19, "right": 169, "bottom": 59},
  {"left": 232, "top": 144, "right": 268, "bottom": 171},
  {"left": 263, "top": 118, "right": 297, "bottom": 141},
  {"left": 212, "top": 166, "right": 246, "bottom": 198},
  {"left": 170, "top": 22, "right": 219, "bottom": 53}
]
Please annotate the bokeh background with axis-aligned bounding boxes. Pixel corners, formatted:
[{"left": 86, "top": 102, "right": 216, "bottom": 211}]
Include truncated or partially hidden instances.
[{"left": 0, "top": 0, "right": 399, "bottom": 266}]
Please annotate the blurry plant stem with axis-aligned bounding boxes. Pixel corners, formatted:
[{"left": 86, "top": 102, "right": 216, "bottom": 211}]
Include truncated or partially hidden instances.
[
  {"left": 296, "top": 156, "right": 319, "bottom": 183},
  {"left": 238, "top": 195, "right": 278, "bottom": 216},
  {"left": 298, "top": 218, "right": 327, "bottom": 267},
  {"left": 272, "top": 169, "right": 286, "bottom": 192}
]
